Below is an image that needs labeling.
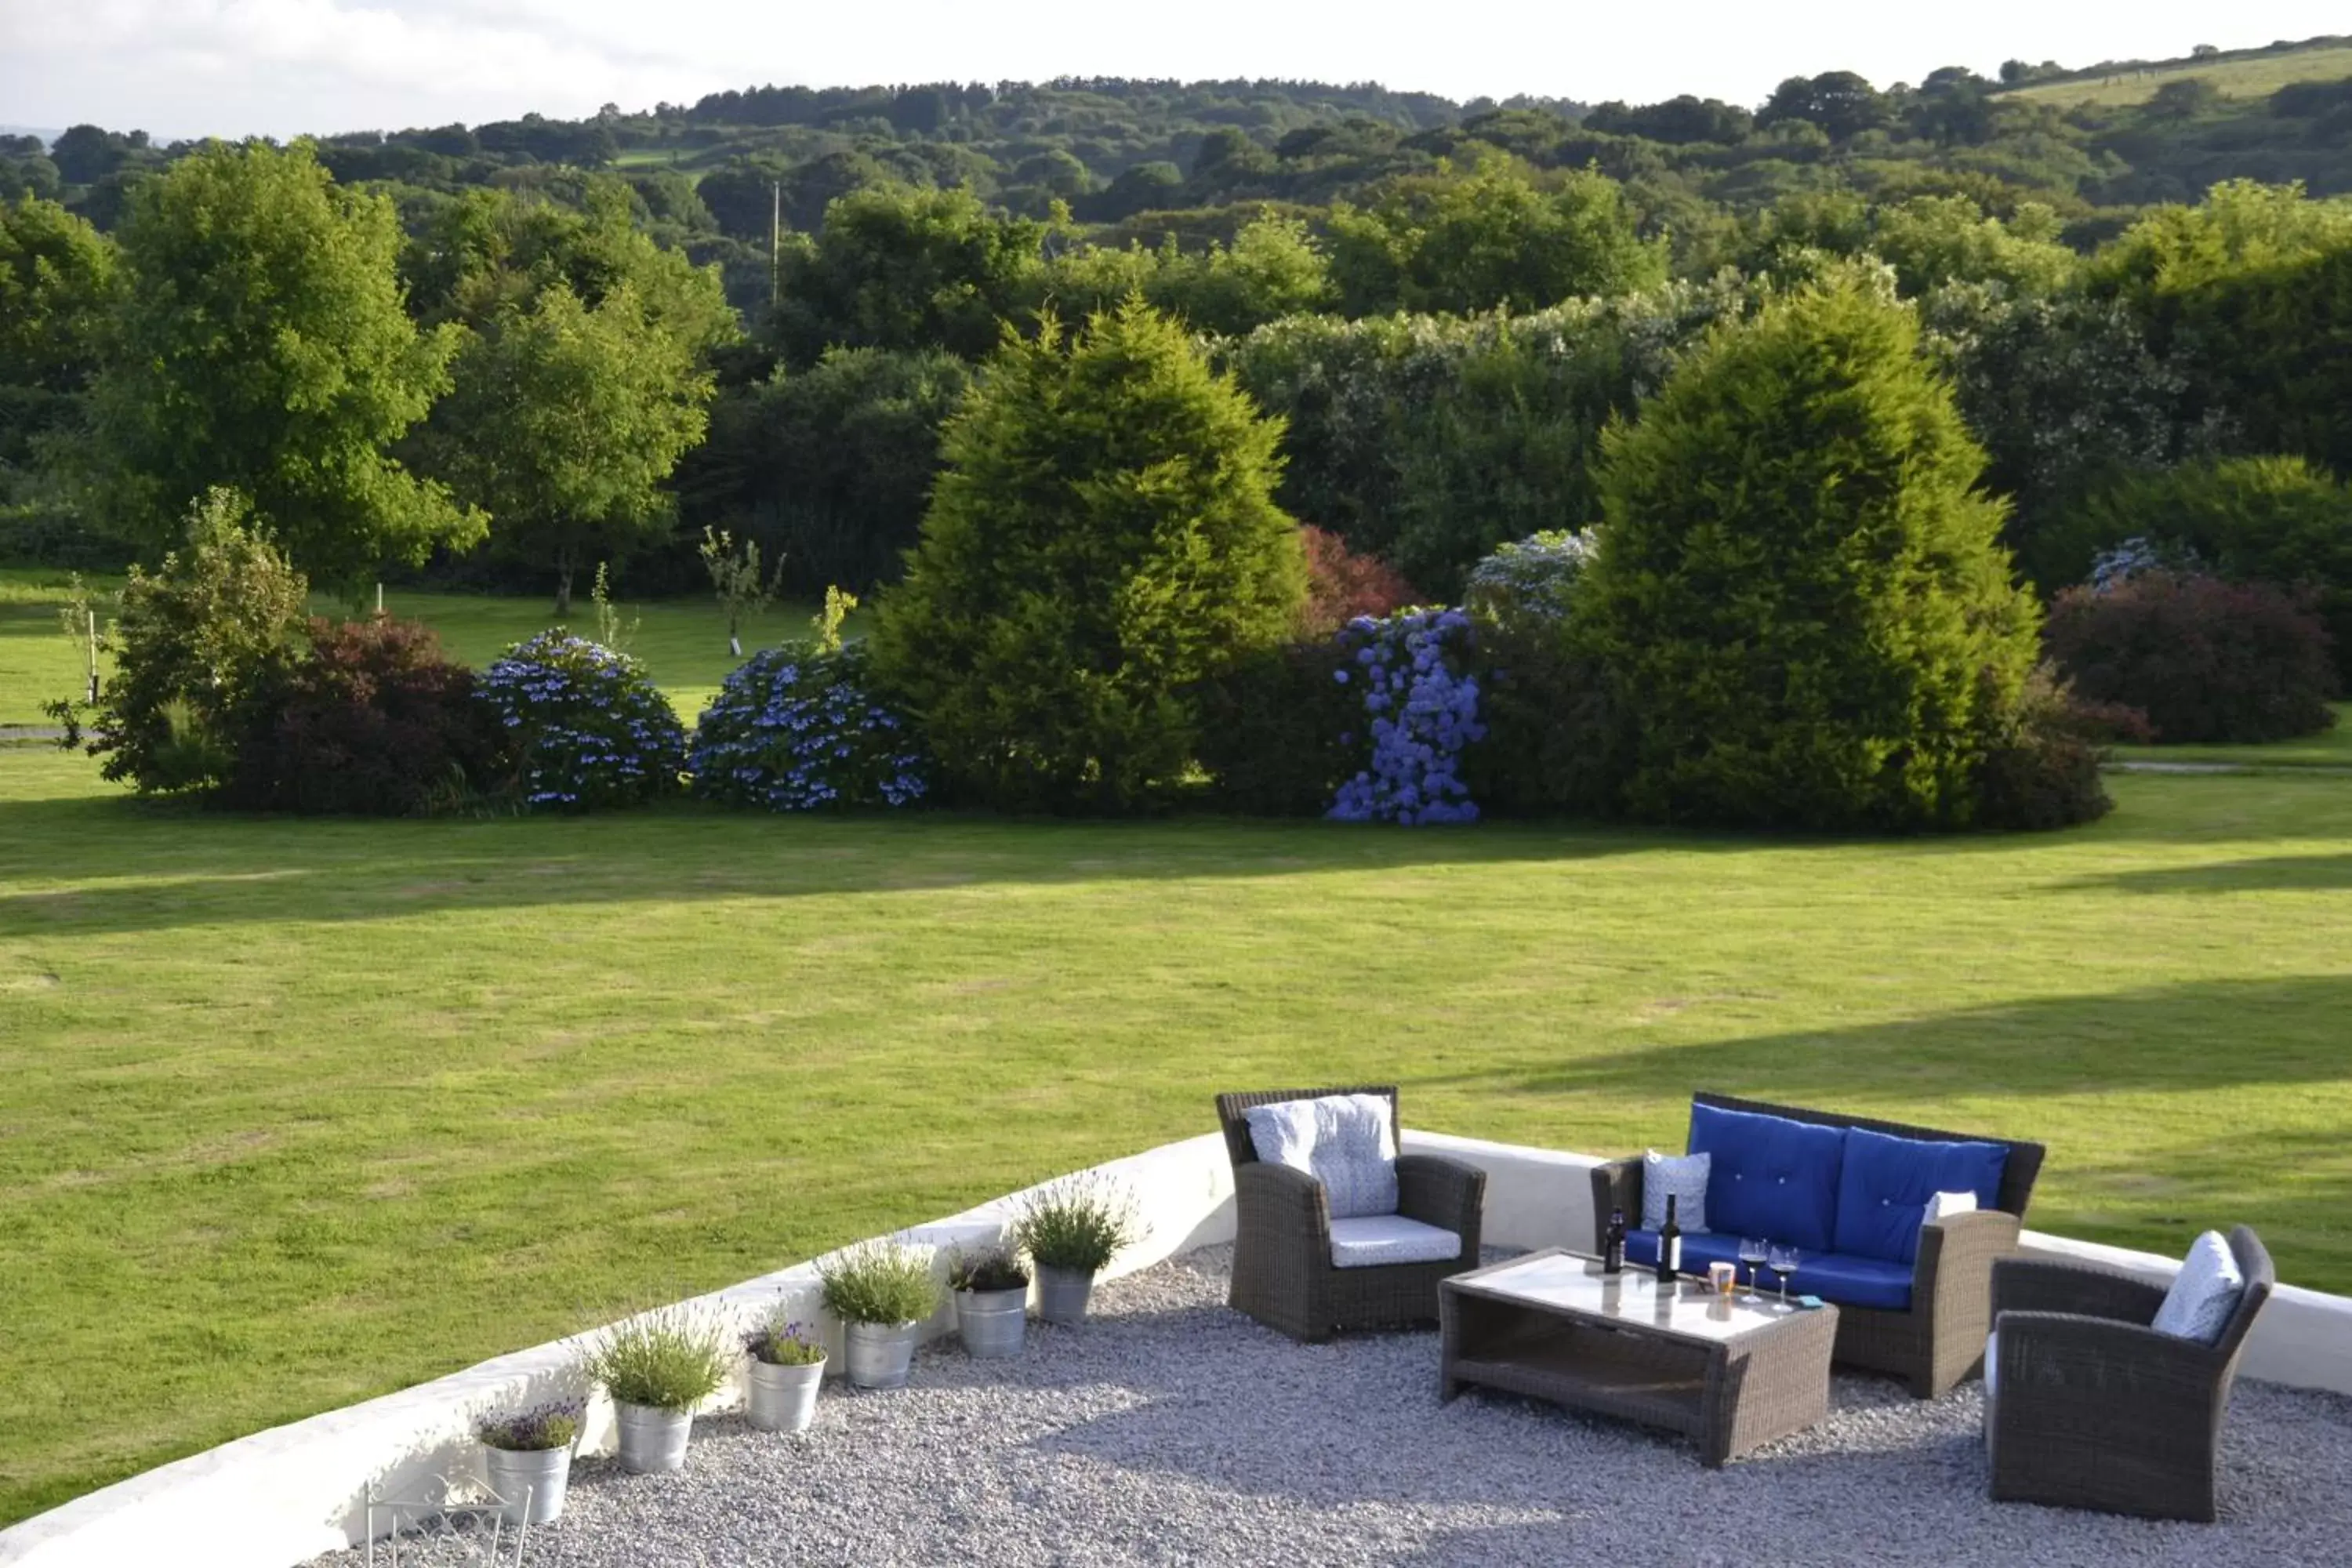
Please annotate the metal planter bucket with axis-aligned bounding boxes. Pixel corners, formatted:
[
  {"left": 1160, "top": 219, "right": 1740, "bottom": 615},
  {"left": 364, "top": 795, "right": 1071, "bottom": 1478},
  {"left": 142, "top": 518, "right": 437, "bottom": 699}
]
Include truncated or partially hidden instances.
[
  {"left": 843, "top": 1320, "right": 920, "bottom": 1389},
  {"left": 614, "top": 1401, "right": 694, "bottom": 1474},
  {"left": 956, "top": 1287, "right": 1029, "bottom": 1359},
  {"left": 745, "top": 1356, "right": 826, "bottom": 1433},
  {"left": 482, "top": 1444, "right": 572, "bottom": 1526},
  {"left": 1035, "top": 1265, "right": 1097, "bottom": 1326}
]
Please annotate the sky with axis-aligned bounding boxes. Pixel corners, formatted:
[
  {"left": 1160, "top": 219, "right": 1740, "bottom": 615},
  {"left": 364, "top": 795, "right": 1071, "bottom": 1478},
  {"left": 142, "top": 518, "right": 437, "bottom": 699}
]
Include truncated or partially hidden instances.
[{"left": 3, "top": 2, "right": 2347, "bottom": 141}]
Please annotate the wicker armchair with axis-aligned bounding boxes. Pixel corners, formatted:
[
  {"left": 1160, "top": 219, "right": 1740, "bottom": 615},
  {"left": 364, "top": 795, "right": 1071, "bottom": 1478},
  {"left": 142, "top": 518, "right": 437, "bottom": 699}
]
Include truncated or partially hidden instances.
[
  {"left": 1986, "top": 1226, "right": 2274, "bottom": 1523},
  {"left": 1589, "top": 1092, "right": 2045, "bottom": 1398},
  {"left": 1215, "top": 1086, "right": 1485, "bottom": 1342}
]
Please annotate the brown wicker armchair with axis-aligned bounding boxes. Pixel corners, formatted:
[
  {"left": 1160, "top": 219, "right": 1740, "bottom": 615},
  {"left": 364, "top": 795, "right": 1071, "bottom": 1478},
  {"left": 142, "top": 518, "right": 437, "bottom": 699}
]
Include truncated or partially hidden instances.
[
  {"left": 1986, "top": 1226, "right": 2274, "bottom": 1523},
  {"left": 1215, "top": 1087, "right": 1486, "bottom": 1342},
  {"left": 1590, "top": 1092, "right": 2045, "bottom": 1398}
]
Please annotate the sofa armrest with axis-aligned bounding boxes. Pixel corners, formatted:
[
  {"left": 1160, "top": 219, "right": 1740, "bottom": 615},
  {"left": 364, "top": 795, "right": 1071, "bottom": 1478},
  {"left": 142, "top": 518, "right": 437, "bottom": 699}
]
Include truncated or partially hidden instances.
[
  {"left": 1991, "top": 1254, "right": 2167, "bottom": 1325},
  {"left": 1588, "top": 1157, "right": 1641, "bottom": 1245},
  {"left": 1396, "top": 1152, "right": 1485, "bottom": 1257},
  {"left": 1233, "top": 1162, "right": 1332, "bottom": 1257},
  {"left": 1915, "top": 1208, "right": 2020, "bottom": 1312}
]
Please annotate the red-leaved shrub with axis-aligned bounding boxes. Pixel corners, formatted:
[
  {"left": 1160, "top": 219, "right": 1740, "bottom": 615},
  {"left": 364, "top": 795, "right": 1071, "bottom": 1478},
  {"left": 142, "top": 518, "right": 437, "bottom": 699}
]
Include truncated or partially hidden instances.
[
  {"left": 227, "top": 616, "right": 509, "bottom": 815},
  {"left": 1298, "top": 525, "right": 1421, "bottom": 636},
  {"left": 2045, "top": 572, "right": 2337, "bottom": 744}
]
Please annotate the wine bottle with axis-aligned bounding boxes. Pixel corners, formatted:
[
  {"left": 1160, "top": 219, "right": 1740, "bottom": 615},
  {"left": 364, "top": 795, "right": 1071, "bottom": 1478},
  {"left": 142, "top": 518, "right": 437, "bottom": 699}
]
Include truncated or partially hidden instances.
[
  {"left": 1603, "top": 1207, "right": 1626, "bottom": 1275},
  {"left": 1658, "top": 1194, "right": 1683, "bottom": 1284}
]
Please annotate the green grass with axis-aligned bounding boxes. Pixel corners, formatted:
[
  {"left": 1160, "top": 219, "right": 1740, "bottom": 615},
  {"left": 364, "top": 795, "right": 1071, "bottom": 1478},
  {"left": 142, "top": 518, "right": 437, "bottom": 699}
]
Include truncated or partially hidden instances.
[
  {"left": 4, "top": 743, "right": 2352, "bottom": 1523},
  {"left": 0, "top": 568, "right": 837, "bottom": 726},
  {"left": 2106, "top": 706, "right": 2352, "bottom": 770},
  {"left": 1998, "top": 42, "right": 2352, "bottom": 107}
]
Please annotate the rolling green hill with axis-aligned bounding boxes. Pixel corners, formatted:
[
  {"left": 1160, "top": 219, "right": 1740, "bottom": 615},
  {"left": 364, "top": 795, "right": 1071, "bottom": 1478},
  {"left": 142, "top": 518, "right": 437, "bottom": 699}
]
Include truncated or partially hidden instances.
[{"left": 1999, "top": 36, "right": 2352, "bottom": 108}]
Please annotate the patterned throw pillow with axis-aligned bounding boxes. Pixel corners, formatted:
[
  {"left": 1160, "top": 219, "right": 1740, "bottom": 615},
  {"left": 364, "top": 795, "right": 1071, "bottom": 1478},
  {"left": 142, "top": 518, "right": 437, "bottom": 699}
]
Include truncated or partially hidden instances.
[
  {"left": 2152, "top": 1230, "right": 2246, "bottom": 1344},
  {"left": 1244, "top": 1094, "right": 1400, "bottom": 1220},
  {"left": 1641, "top": 1149, "right": 1711, "bottom": 1234}
]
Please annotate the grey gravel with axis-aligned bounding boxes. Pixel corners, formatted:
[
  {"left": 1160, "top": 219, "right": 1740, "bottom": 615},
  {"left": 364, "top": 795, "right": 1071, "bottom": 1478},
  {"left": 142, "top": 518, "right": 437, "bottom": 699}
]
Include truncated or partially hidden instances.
[{"left": 315, "top": 1246, "right": 2352, "bottom": 1566}]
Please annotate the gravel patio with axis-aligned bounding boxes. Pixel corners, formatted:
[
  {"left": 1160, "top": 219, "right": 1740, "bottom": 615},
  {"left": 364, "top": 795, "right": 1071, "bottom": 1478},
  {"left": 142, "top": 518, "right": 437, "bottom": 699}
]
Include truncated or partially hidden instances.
[{"left": 316, "top": 1245, "right": 2352, "bottom": 1567}]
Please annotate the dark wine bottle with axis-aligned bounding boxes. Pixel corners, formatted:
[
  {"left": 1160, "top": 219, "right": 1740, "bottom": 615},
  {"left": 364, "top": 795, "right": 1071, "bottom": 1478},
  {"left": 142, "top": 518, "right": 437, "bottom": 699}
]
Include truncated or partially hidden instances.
[
  {"left": 1658, "top": 1193, "right": 1683, "bottom": 1284},
  {"left": 1603, "top": 1207, "right": 1626, "bottom": 1275}
]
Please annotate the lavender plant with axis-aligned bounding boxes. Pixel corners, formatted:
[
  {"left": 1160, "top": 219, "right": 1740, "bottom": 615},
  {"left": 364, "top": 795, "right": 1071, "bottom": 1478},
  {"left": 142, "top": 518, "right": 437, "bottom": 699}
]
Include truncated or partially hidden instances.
[
  {"left": 689, "top": 641, "right": 928, "bottom": 811},
  {"left": 474, "top": 1399, "right": 583, "bottom": 1453},
  {"left": 741, "top": 1315, "right": 826, "bottom": 1367},
  {"left": 1327, "top": 607, "right": 1486, "bottom": 825},
  {"left": 476, "top": 631, "right": 685, "bottom": 811}
]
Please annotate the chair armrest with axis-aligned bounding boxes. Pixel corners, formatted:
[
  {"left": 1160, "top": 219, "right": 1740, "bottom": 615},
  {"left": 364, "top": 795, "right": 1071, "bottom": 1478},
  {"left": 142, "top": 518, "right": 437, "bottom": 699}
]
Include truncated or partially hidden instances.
[
  {"left": 1991, "top": 1254, "right": 2167, "bottom": 1324},
  {"left": 1233, "top": 1161, "right": 1332, "bottom": 1252},
  {"left": 1994, "top": 1310, "right": 2223, "bottom": 1410},
  {"left": 1396, "top": 1153, "right": 1485, "bottom": 1254},
  {"left": 1588, "top": 1157, "right": 1640, "bottom": 1243}
]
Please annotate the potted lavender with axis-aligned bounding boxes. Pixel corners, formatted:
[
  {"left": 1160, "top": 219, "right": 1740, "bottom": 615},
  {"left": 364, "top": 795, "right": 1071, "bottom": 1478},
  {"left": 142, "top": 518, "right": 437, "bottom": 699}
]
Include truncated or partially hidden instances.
[
  {"left": 1014, "top": 1174, "right": 1142, "bottom": 1326},
  {"left": 586, "top": 1307, "right": 731, "bottom": 1474},
  {"left": 475, "top": 1399, "right": 582, "bottom": 1525},
  {"left": 949, "top": 1245, "right": 1031, "bottom": 1359},
  {"left": 741, "top": 1313, "right": 826, "bottom": 1433},
  {"left": 818, "top": 1239, "right": 942, "bottom": 1390}
]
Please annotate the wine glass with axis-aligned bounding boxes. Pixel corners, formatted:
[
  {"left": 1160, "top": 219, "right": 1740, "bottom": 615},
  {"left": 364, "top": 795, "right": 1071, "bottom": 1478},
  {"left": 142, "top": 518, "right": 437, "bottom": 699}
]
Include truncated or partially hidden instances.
[
  {"left": 1767, "top": 1243, "right": 1799, "bottom": 1309},
  {"left": 1737, "top": 1236, "right": 1768, "bottom": 1301}
]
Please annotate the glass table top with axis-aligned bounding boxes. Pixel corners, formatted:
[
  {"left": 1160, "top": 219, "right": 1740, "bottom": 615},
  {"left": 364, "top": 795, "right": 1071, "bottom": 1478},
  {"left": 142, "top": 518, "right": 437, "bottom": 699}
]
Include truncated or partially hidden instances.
[{"left": 1450, "top": 1250, "right": 1817, "bottom": 1344}]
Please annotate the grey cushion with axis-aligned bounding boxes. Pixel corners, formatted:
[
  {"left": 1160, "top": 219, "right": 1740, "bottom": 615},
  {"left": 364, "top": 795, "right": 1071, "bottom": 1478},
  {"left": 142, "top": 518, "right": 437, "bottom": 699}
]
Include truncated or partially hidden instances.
[
  {"left": 2152, "top": 1230, "right": 2245, "bottom": 1343},
  {"left": 1328, "top": 1214, "right": 1461, "bottom": 1269},
  {"left": 1244, "top": 1094, "right": 1399, "bottom": 1220},
  {"left": 1641, "top": 1149, "right": 1711, "bottom": 1234}
]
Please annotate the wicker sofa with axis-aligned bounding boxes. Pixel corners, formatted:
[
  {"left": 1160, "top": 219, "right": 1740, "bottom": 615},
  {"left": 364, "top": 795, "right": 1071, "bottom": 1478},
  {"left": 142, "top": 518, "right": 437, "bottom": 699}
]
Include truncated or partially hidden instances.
[
  {"left": 1590, "top": 1092, "right": 2045, "bottom": 1398},
  {"left": 1215, "top": 1086, "right": 1486, "bottom": 1341},
  {"left": 1986, "top": 1226, "right": 2274, "bottom": 1522}
]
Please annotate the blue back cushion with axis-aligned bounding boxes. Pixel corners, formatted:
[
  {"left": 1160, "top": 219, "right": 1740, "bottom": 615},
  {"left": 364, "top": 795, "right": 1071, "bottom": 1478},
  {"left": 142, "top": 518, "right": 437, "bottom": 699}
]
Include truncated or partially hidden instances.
[
  {"left": 1686, "top": 1102, "right": 1846, "bottom": 1253},
  {"left": 1832, "top": 1127, "right": 2010, "bottom": 1265}
]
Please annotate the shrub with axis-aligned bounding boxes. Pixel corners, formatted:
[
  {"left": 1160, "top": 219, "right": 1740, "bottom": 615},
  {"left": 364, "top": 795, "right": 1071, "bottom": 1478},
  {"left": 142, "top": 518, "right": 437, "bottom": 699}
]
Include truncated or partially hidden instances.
[
  {"left": 475, "top": 1399, "right": 583, "bottom": 1453},
  {"left": 476, "top": 630, "right": 686, "bottom": 810},
  {"left": 818, "top": 1240, "right": 942, "bottom": 1327},
  {"left": 1460, "top": 620, "right": 1623, "bottom": 818},
  {"left": 1013, "top": 1175, "right": 1142, "bottom": 1275},
  {"left": 1464, "top": 528, "right": 1598, "bottom": 632},
  {"left": 2045, "top": 572, "right": 2337, "bottom": 743},
  {"left": 1579, "top": 276, "right": 2042, "bottom": 830},
  {"left": 688, "top": 641, "right": 928, "bottom": 811},
  {"left": 1328, "top": 608, "right": 1486, "bottom": 825},
  {"left": 946, "top": 1245, "right": 1031, "bottom": 1294},
  {"left": 225, "top": 616, "right": 507, "bottom": 816},
  {"left": 741, "top": 1316, "right": 825, "bottom": 1367},
  {"left": 1189, "top": 637, "right": 1359, "bottom": 816},
  {"left": 86, "top": 488, "right": 308, "bottom": 796},
  {"left": 586, "top": 1308, "right": 730, "bottom": 1413},
  {"left": 1298, "top": 525, "right": 1420, "bottom": 637},
  {"left": 1973, "top": 666, "right": 2117, "bottom": 831},
  {"left": 870, "top": 301, "right": 1305, "bottom": 812}
]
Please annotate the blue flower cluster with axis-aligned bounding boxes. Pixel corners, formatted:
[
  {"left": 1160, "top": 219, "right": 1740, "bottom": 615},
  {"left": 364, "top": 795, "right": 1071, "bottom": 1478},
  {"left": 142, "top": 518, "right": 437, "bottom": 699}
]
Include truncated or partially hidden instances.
[
  {"left": 1327, "top": 607, "right": 1485, "bottom": 825},
  {"left": 689, "top": 643, "right": 928, "bottom": 811},
  {"left": 476, "top": 631, "right": 687, "bottom": 811}
]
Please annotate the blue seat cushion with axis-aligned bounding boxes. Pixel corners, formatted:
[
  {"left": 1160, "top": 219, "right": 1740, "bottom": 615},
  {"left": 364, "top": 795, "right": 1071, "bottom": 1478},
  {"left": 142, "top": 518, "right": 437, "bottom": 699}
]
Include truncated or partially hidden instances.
[
  {"left": 1624, "top": 1232, "right": 1913, "bottom": 1312},
  {"left": 1832, "top": 1127, "right": 2010, "bottom": 1266},
  {"left": 1686, "top": 1102, "right": 1846, "bottom": 1254}
]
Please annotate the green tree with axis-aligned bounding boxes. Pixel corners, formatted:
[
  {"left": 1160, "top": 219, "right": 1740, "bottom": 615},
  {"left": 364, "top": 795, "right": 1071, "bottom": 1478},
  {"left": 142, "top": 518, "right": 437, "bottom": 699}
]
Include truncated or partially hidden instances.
[
  {"left": 0, "top": 197, "right": 115, "bottom": 394},
  {"left": 773, "top": 183, "right": 1045, "bottom": 365},
  {"left": 1147, "top": 215, "right": 1337, "bottom": 335},
  {"left": 1327, "top": 160, "right": 1666, "bottom": 317},
  {"left": 1580, "top": 275, "right": 2040, "bottom": 829},
  {"left": 871, "top": 300, "right": 1305, "bottom": 811},
  {"left": 89, "top": 141, "right": 472, "bottom": 591}
]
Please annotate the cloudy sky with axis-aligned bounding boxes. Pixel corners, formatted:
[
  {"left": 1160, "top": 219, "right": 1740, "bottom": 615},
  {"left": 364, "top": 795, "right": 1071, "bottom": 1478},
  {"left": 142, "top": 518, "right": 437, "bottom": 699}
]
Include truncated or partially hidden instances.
[{"left": 4, "top": 2, "right": 2346, "bottom": 140}]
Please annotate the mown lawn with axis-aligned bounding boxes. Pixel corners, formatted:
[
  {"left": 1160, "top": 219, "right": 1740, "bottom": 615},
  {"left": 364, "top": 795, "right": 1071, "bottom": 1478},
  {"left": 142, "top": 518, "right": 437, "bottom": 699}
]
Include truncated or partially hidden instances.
[
  {"left": 1997, "top": 42, "right": 2352, "bottom": 107},
  {"left": 3, "top": 741, "right": 2351, "bottom": 1524},
  {"left": 2106, "top": 706, "right": 2352, "bottom": 770}
]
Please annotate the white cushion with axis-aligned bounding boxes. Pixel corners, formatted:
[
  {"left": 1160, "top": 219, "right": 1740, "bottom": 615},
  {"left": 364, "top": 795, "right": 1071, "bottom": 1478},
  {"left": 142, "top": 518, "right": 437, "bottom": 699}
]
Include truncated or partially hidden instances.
[
  {"left": 1244, "top": 1094, "right": 1399, "bottom": 1220},
  {"left": 1641, "top": 1149, "right": 1711, "bottom": 1234},
  {"left": 1984, "top": 1329, "right": 1998, "bottom": 1399},
  {"left": 1329, "top": 1214, "right": 1461, "bottom": 1269},
  {"left": 2152, "top": 1230, "right": 2246, "bottom": 1344},
  {"left": 1922, "top": 1189, "right": 1978, "bottom": 1247}
]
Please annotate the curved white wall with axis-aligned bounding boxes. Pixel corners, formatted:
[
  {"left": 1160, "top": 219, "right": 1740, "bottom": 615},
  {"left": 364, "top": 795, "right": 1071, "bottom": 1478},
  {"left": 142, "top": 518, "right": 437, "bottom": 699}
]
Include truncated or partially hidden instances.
[{"left": 4, "top": 1129, "right": 2347, "bottom": 1568}]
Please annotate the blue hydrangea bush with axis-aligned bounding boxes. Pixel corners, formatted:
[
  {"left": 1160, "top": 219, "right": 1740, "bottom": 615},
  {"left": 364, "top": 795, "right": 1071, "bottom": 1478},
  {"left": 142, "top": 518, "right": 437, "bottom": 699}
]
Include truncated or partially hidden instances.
[
  {"left": 1327, "top": 608, "right": 1486, "bottom": 824},
  {"left": 690, "top": 643, "right": 928, "bottom": 811},
  {"left": 1464, "top": 528, "right": 1598, "bottom": 630},
  {"left": 477, "top": 631, "right": 687, "bottom": 810}
]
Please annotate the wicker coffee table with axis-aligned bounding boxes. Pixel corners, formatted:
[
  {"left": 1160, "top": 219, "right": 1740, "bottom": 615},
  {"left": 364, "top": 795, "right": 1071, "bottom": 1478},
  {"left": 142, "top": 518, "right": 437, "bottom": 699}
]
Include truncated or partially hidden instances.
[{"left": 1439, "top": 1249, "right": 1838, "bottom": 1466}]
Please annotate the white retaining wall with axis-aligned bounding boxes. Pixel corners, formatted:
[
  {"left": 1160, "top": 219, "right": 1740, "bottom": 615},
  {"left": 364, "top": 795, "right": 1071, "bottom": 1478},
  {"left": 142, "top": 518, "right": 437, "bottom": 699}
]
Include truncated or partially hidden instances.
[{"left": 5, "top": 1129, "right": 2349, "bottom": 1567}]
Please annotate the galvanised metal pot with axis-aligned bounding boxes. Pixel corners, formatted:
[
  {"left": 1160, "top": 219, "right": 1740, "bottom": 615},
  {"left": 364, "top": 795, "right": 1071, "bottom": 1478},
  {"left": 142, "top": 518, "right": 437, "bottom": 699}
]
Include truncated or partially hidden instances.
[
  {"left": 482, "top": 1443, "right": 572, "bottom": 1525},
  {"left": 613, "top": 1401, "right": 694, "bottom": 1474},
  {"left": 956, "top": 1287, "right": 1029, "bottom": 1359},
  {"left": 1034, "top": 1265, "right": 1097, "bottom": 1326},
  {"left": 745, "top": 1356, "right": 826, "bottom": 1432},
  {"left": 843, "top": 1320, "right": 920, "bottom": 1388}
]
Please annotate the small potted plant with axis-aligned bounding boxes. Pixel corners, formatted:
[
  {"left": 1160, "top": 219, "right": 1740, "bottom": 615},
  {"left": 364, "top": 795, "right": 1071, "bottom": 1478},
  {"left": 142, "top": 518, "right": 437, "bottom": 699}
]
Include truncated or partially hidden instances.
[
  {"left": 741, "top": 1312, "right": 826, "bottom": 1434},
  {"left": 949, "top": 1243, "right": 1032, "bottom": 1359},
  {"left": 475, "top": 1398, "right": 583, "bottom": 1526},
  {"left": 1014, "top": 1174, "right": 1142, "bottom": 1326},
  {"left": 586, "top": 1306, "right": 731, "bottom": 1474},
  {"left": 818, "top": 1239, "right": 942, "bottom": 1390}
]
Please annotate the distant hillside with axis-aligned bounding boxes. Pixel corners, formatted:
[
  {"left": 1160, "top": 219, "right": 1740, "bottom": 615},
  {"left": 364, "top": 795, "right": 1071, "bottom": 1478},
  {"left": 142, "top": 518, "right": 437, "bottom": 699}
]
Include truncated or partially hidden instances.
[{"left": 1999, "top": 34, "right": 2352, "bottom": 107}]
